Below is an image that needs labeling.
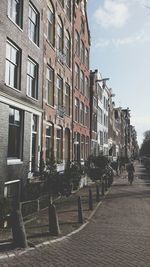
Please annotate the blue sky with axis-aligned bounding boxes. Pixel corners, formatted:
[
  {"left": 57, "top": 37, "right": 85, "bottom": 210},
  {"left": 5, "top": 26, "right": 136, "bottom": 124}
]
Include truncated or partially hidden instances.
[{"left": 87, "top": 0, "right": 150, "bottom": 146}]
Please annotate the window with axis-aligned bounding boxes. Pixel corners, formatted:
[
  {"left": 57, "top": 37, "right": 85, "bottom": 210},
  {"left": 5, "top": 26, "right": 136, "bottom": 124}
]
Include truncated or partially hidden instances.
[
  {"left": 85, "top": 77, "right": 89, "bottom": 99},
  {"left": 65, "top": 31, "right": 71, "bottom": 67},
  {"left": 93, "top": 97, "right": 97, "bottom": 108},
  {"left": 81, "top": 18, "right": 85, "bottom": 34},
  {"left": 75, "top": 64, "right": 80, "bottom": 89},
  {"left": 57, "top": 17, "right": 63, "bottom": 52},
  {"left": 80, "top": 102, "right": 84, "bottom": 125},
  {"left": 56, "top": 126, "right": 63, "bottom": 161},
  {"left": 80, "top": 41, "right": 84, "bottom": 64},
  {"left": 104, "top": 97, "right": 106, "bottom": 109},
  {"left": 98, "top": 107, "right": 103, "bottom": 124},
  {"left": 75, "top": 98, "right": 79, "bottom": 122},
  {"left": 74, "top": 132, "right": 80, "bottom": 161},
  {"left": 75, "top": 30, "right": 80, "bottom": 56},
  {"left": 46, "top": 123, "right": 53, "bottom": 160},
  {"left": 46, "top": 66, "right": 54, "bottom": 106},
  {"left": 80, "top": 70, "right": 84, "bottom": 94},
  {"left": 66, "top": 0, "right": 71, "bottom": 21},
  {"left": 47, "top": 2, "right": 55, "bottom": 46},
  {"left": 57, "top": 75, "right": 63, "bottom": 106},
  {"left": 85, "top": 106, "right": 89, "bottom": 127},
  {"left": 5, "top": 40, "right": 21, "bottom": 90},
  {"left": 85, "top": 136, "right": 89, "bottom": 159},
  {"left": 8, "top": 107, "right": 23, "bottom": 159},
  {"left": 28, "top": 2, "right": 39, "bottom": 45},
  {"left": 97, "top": 83, "right": 102, "bottom": 101},
  {"left": 27, "top": 58, "right": 38, "bottom": 99},
  {"left": 65, "top": 83, "right": 70, "bottom": 115},
  {"left": 85, "top": 48, "right": 89, "bottom": 69},
  {"left": 8, "top": 0, "right": 23, "bottom": 28},
  {"left": 81, "top": 135, "right": 85, "bottom": 160},
  {"left": 32, "top": 114, "right": 38, "bottom": 171},
  {"left": 100, "top": 131, "right": 103, "bottom": 145},
  {"left": 92, "top": 112, "right": 97, "bottom": 132}
]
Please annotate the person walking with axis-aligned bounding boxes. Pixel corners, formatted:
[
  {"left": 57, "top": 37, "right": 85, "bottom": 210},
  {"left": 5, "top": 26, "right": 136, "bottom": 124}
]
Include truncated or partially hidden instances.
[{"left": 126, "top": 161, "right": 135, "bottom": 185}]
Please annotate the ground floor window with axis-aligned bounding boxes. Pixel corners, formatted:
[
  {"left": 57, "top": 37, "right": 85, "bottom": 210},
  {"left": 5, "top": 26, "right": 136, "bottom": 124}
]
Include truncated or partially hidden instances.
[
  {"left": 8, "top": 107, "right": 23, "bottom": 159},
  {"left": 32, "top": 114, "right": 38, "bottom": 171},
  {"left": 85, "top": 136, "right": 89, "bottom": 160},
  {"left": 46, "top": 123, "right": 53, "bottom": 161},
  {"left": 81, "top": 135, "right": 85, "bottom": 160},
  {"left": 56, "top": 126, "right": 63, "bottom": 162}
]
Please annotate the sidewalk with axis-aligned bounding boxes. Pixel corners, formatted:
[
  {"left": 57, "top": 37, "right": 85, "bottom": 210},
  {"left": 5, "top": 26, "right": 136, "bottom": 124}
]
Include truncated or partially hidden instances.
[
  {"left": 0, "top": 179, "right": 108, "bottom": 254},
  {"left": 1, "top": 162, "right": 150, "bottom": 266}
]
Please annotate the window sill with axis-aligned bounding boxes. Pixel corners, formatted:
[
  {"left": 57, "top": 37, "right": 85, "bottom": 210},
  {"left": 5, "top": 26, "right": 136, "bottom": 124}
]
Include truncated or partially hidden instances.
[
  {"left": 28, "top": 37, "right": 40, "bottom": 49},
  {"left": 46, "top": 39, "right": 55, "bottom": 51},
  {"left": 7, "top": 15, "right": 23, "bottom": 32},
  {"left": 46, "top": 103, "right": 55, "bottom": 109},
  {"left": 7, "top": 159, "right": 23, "bottom": 165},
  {"left": 5, "top": 83, "right": 21, "bottom": 93},
  {"left": 26, "top": 94, "right": 38, "bottom": 102}
]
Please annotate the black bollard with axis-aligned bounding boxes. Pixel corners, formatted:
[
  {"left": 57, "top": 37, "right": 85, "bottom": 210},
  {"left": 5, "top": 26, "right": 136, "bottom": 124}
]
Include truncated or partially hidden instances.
[
  {"left": 89, "top": 188, "right": 93, "bottom": 210},
  {"left": 96, "top": 184, "right": 100, "bottom": 202},
  {"left": 78, "top": 196, "right": 83, "bottom": 224},
  {"left": 101, "top": 181, "right": 105, "bottom": 196},
  {"left": 48, "top": 203, "right": 60, "bottom": 235},
  {"left": 11, "top": 209, "right": 28, "bottom": 248}
]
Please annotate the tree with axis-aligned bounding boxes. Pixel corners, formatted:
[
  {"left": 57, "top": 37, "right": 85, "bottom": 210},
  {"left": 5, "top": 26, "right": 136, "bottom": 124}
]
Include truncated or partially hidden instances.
[{"left": 140, "top": 130, "right": 150, "bottom": 156}]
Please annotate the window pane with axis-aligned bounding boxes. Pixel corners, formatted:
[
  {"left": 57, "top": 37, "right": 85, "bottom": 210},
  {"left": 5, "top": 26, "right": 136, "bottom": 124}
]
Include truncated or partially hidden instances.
[{"left": 8, "top": 107, "right": 22, "bottom": 158}]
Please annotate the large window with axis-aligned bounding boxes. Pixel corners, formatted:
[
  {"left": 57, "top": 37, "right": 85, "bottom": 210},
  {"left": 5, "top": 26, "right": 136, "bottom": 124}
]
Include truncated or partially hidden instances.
[
  {"left": 85, "top": 136, "right": 89, "bottom": 159},
  {"left": 85, "top": 48, "right": 89, "bottom": 69},
  {"left": 81, "top": 135, "right": 85, "bottom": 160},
  {"left": 80, "top": 102, "right": 84, "bottom": 125},
  {"left": 56, "top": 126, "right": 63, "bottom": 161},
  {"left": 47, "top": 2, "right": 55, "bottom": 46},
  {"left": 65, "top": 83, "right": 70, "bottom": 116},
  {"left": 98, "top": 107, "right": 103, "bottom": 124},
  {"left": 27, "top": 58, "right": 38, "bottom": 99},
  {"left": 8, "top": 0, "right": 23, "bottom": 28},
  {"left": 75, "top": 30, "right": 80, "bottom": 56},
  {"left": 46, "top": 123, "right": 53, "bottom": 160},
  {"left": 92, "top": 112, "right": 97, "bottom": 132},
  {"left": 65, "top": 31, "right": 71, "bottom": 67},
  {"left": 75, "top": 98, "right": 79, "bottom": 122},
  {"left": 5, "top": 40, "right": 21, "bottom": 90},
  {"left": 28, "top": 2, "right": 39, "bottom": 45},
  {"left": 80, "top": 41, "right": 84, "bottom": 64},
  {"left": 8, "top": 107, "right": 23, "bottom": 159},
  {"left": 66, "top": 0, "right": 71, "bottom": 21},
  {"left": 46, "top": 66, "right": 54, "bottom": 106},
  {"left": 32, "top": 114, "right": 38, "bottom": 171},
  {"left": 85, "top": 106, "right": 89, "bottom": 127},
  {"left": 75, "top": 63, "right": 80, "bottom": 89},
  {"left": 80, "top": 70, "right": 84, "bottom": 95},
  {"left": 57, "top": 17, "right": 63, "bottom": 53},
  {"left": 57, "top": 75, "right": 63, "bottom": 106},
  {"left": 85, "top": 76, "right": 89, "bottom": 99}
]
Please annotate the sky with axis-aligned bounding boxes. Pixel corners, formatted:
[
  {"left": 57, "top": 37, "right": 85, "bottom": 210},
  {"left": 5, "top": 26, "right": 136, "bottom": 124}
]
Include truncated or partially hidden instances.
[{"left": 87, "top": 0, "right": 150, "bottom": 146}]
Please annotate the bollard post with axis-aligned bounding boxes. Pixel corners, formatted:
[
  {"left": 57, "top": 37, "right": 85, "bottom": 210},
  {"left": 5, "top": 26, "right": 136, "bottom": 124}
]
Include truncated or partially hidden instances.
[
  {"left": 48, "top": 203, "right": 60, "bottom": 235},
  {"left": 78, "top": 196, "right": 83, "bottom": 224},
  {"left": 101, "top": 181, "right": 105, "bottom": 196},
  {"left": 89, "top": 188, "right": 93, "bottom": 210},
  {"left": 96, "top": 184, "right": 100, "bottom": 202},
  {"left": 11, "top": 209, "right": 28, "bottom": 248}
]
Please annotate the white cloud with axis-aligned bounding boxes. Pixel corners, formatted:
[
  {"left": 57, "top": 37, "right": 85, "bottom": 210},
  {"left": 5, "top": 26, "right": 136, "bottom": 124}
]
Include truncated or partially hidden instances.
[{"left": 94, "top": 0, "right": 129, "bottom": 28}]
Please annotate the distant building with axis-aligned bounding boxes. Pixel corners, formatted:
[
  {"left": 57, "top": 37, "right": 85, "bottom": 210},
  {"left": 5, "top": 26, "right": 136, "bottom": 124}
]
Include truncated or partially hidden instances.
[
  {"left": 72, "top": 0, "right": 91, "bottom": 163},
  {"left": 90, "top": 70, "right": 109, "bottom": 156}
]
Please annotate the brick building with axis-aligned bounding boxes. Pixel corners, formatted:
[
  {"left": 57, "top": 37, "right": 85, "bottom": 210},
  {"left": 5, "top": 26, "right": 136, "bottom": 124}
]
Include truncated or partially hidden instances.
[
  {"left": 72, "top": 0, "right": 91, "bottom": 163},
  {"left": 0, "top": 0, "right": 43, "bottom": 197},
  {"left": 42, "top": 0, "right": 73, "bottom": 172}
]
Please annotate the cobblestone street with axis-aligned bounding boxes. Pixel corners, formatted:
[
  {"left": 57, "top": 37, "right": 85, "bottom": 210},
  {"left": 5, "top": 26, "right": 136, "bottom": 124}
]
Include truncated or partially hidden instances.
[{"left": 1, "top": 162, "right": 150, "bottom": 267}]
